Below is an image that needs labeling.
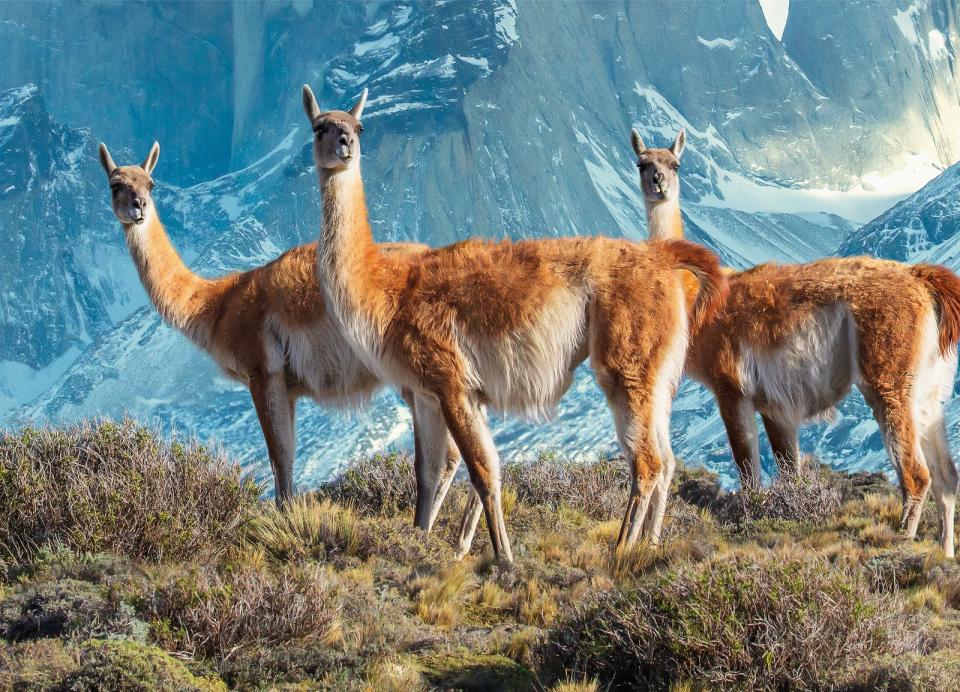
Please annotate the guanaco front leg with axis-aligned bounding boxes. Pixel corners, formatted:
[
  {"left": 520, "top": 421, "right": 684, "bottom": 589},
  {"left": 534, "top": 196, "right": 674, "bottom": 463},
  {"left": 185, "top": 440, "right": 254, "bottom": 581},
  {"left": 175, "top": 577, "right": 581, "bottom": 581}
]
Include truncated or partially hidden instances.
[
  {"left": 409, "top": 392, "right": 461, "bottom": 531},
  {"left": 717, "top": 392, "right": 762, "bottom": 488},
  {"left": 249, "top": 371, "right": 297, "bottom": 506}
]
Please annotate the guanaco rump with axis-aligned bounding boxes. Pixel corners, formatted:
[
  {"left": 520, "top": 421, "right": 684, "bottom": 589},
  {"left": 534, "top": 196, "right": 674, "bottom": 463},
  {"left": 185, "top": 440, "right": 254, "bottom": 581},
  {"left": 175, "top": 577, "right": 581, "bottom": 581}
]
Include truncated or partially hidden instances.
[
  {"left": 303, "top": 85, "right": 728, "bottom": 562},
  {"left": 97, "top": 142, "right": 461, "bottom": 520},
  {"left": 632, "top": 128, "right": 960, "bottom": 557}
]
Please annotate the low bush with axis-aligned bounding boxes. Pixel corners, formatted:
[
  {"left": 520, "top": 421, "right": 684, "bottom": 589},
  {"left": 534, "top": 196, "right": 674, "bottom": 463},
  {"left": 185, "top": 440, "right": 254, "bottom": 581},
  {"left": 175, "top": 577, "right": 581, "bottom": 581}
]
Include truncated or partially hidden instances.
[
  {"left": 146, "top": 563, "right": 341, "bottom": 659},
  {"left": 0, "top": 419, "right": 260, "bottom": 562},
  {"left": 502, "top": 453, "right": 629, "bottom": 519},
  {"left": 61, "top": 638, "right": 226, "bottom": 691},
  {"left": 716, "top": 462, "right": 843, "bottom": 527},
  {"left": 543, "top": 554, "right": 917, "bottom": 690},
  {"left": 0, "top": 579, "right": 148, "bottom": 643},
  {"left": 319, "top": 452, "right": 419, "bottom": 516}
]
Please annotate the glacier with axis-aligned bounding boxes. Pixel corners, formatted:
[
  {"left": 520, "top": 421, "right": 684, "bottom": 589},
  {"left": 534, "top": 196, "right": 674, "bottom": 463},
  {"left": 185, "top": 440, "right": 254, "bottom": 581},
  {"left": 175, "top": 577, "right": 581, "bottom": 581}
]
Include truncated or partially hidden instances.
[{"left": 2, "top": 0, "right": 960, "bottom": 492}]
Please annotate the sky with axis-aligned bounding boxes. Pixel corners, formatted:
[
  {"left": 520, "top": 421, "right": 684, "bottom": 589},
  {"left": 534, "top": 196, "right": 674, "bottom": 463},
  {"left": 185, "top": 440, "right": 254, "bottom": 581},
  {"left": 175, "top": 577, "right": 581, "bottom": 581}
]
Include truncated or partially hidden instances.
[{"left": 758, "top": 0, "right": 790, "bottom": 40}]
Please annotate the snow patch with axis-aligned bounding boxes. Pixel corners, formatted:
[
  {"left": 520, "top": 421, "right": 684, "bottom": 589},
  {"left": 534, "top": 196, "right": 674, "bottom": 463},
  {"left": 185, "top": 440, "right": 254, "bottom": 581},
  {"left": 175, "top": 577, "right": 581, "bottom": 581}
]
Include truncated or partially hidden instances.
[
  {"left": 494, "top": 0, "right": 519, "bottom": 46},
  {"left": 893, "top": 4, "right": 920, "bottom": 45},
  {"left": 928, "top": 29, "right": 949, "bottom": 60},
  {"left": 697, "top": 35, "right": 739, "bottom": 49},
  {"left": 353, "top": 33, "right": 399, "bottom": 57}
]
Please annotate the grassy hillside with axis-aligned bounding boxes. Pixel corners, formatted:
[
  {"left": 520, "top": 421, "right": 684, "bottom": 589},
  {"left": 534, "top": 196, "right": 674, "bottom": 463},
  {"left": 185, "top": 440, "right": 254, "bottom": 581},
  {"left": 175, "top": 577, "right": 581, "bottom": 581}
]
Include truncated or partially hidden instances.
[{"left": 0, "top": 420, "right": 958, "bottom": 690}]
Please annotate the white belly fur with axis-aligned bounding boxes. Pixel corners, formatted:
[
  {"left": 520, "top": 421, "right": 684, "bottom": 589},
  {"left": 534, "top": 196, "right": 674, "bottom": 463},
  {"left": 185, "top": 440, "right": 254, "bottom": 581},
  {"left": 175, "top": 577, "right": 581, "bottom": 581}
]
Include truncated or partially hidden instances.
[{"left": 738, "top": 303, "right": 857, "bottom": 425}]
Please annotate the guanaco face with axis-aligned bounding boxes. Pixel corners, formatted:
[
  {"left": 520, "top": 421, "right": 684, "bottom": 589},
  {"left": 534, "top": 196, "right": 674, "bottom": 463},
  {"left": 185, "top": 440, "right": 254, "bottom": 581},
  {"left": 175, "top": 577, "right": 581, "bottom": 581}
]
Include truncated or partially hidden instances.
[
  {"left": 630, "top": 127, "right": 685, "bottom": 204},
  {"left": 98, "top": 142, "right": 160, "bottom": 225},
  {"left": 302, "top": 85, "right": 367, "bottom": 171}
]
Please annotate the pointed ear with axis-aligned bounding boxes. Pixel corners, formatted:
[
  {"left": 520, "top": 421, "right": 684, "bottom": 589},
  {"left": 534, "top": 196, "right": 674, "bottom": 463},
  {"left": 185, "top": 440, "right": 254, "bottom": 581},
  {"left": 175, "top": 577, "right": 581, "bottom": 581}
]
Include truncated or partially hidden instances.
[
  {"left": 670, "top": 127, "right": 686, "bottom": 159},
  {"left": 141, "top": 141, "right": 160, "bottom": 174},
  {"left": 98, "top": 143, "right": 117, "bottom": 176},
  {"left": 302, "top": 84, "right": 321, "bottom": 122},
  {"left": 630, "top": 129, "right": 646, "bottom": 157},
  {"left": 349, "top": 88, "right": 368, "bottom": 121}
]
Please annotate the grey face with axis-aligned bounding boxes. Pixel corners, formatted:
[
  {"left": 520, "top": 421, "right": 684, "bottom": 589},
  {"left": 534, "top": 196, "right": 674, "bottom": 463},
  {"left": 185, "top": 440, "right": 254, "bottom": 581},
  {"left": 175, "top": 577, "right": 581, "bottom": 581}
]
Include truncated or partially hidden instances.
[
  {"left": 99, "top": 142, "right": 159, "bottom": 225},
  {"left": 631, "top": 128, "right": 685, "bottom": 204},
  {"left": 302, "top": 85, "right": 367, "bottom": 171}
]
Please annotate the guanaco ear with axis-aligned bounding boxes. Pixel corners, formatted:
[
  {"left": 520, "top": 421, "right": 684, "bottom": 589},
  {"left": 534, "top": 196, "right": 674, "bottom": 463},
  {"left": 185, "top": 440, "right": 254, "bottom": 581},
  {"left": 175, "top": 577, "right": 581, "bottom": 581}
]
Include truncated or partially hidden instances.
[
  {"left": 349, "top": 88, "right": 368, "bottom": 121},
  {"left": 141, "top": 141, "right": 160, "bottom": 174},
  {"left": 302, "top": 84, "right": 321, "bottom": 122},
  {"left": 630, "top": 129, "right": 646, "bottom": 157},
  {"left": 671, "top": 127, "right": 686, "bottom": 159},
  {"left": 98, "top": 142, "right": 117, "bottom": 177}
]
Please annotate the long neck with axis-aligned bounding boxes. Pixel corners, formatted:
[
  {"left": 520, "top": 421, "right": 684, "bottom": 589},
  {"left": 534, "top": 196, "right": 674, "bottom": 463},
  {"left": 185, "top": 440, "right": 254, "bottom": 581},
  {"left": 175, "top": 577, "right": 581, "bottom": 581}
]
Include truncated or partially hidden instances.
[
  {"left": 317, "top": 164, "right": 396, "bottom": 344},
  {"left": 124, "top": 210, "right": 216, "bottom": 345},
  {"left": 645, "top": 198, "right": 684, "bottom": 240}
]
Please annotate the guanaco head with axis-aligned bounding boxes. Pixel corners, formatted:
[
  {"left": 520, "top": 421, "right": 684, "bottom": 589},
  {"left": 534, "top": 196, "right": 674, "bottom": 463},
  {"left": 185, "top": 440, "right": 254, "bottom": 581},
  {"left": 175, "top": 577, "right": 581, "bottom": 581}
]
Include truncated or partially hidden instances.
[
  {"left": 630, "top": 127, "right": 685, "bottom": 204},
  {"left": 302, "top": 85, "right": 367, "bottom": 172},
  {"left": 98, "top": 142, "right": 160, "bottom": 226}
]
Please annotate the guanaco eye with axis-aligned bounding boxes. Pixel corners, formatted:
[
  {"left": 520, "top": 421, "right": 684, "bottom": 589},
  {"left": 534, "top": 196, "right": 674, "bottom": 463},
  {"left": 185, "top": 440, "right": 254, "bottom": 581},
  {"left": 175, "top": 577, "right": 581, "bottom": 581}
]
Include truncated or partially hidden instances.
[
  {"left": 147, "top": 180, "right": 155, "bottom": 191},
  {"left": 355, "top": 122, "right": 364, "bottom": 135},
  {"left": 672, "top": 163, "right": 680, "bottom": 171},
  {"left": 313, "top": 124, "right": 328, "bottom": 136}
]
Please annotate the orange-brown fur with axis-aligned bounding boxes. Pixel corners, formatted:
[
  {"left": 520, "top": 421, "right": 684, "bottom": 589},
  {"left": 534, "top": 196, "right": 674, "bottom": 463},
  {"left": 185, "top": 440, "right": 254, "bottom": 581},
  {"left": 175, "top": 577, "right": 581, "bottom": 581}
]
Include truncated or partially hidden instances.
[
  {"left": 98, "top": 142, "right": 437, "bottom": 506},
  {"left": 305, "top": 87, "right": 728, "bottom": 561},
  {"left": 634, "top": 131, "right": 960, "bottom": 557}
]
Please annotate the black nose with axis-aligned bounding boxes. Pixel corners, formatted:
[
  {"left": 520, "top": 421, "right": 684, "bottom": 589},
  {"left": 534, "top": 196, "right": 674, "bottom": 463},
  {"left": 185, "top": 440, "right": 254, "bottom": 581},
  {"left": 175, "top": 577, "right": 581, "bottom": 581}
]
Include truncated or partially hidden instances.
[
  {"left": 338, "top": 134, "right": 350, "bottom": 146},
  {"left": 132, "top": 197, "right": 143, "bottom": 209},
  {"left": 653, "top": 172, "right": 664, "bottom": 184}
]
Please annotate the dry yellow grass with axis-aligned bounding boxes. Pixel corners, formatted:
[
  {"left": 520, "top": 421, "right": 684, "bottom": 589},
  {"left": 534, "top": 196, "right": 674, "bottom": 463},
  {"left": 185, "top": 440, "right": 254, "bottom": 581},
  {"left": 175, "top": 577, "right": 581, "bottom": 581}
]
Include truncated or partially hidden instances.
[{"left": 364, "top": 656, "right": 425, "bottom": 692}]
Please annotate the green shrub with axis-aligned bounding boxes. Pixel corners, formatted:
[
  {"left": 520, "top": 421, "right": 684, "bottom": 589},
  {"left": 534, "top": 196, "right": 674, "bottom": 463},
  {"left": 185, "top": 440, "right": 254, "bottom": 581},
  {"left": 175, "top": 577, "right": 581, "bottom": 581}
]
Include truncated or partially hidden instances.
[
  {"left": 60, "top": 639, "right": 226, "bottom": 691},
  {"left": 543, "top": 554, "right": 917, "bottom": 690},
  {"left": 0, "top": 639, "right": 78, "bottom": 690},
  {"left": 146, "top": 563, "right": 341, "bottom": 659},
  {"left": 0, "top": 419, "right": 261, "bottom": 562},
  {"left": 0, "top": 579, "right": 147, "bottom": 643}
]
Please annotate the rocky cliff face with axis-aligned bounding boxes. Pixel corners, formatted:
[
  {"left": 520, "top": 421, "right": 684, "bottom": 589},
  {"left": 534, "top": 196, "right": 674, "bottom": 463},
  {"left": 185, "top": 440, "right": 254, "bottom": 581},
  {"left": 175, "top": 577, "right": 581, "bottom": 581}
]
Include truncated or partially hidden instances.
[{"left": 3, "top": 0, "right": 960, "bottom": 489}]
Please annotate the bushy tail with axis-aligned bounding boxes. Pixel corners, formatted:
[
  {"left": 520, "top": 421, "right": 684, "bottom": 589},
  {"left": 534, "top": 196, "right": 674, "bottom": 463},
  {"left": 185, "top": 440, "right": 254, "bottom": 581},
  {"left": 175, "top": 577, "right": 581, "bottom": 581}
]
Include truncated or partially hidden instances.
[
  {"left": 911, "top": 263, "right": 960, "bottom": 355},
  {"left": 654, "top": 239, "right": 729, "bottom": 333}
]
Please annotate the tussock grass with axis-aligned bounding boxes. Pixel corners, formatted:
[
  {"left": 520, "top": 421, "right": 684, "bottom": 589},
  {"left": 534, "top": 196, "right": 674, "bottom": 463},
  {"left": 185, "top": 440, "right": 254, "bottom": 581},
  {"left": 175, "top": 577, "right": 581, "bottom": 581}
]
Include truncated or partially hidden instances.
[
  {"left": 0, "top": 419, "right": 259, "bottom": 562},
  {"left": 245, "top": 495, "right": 361, "bottom": 563}
]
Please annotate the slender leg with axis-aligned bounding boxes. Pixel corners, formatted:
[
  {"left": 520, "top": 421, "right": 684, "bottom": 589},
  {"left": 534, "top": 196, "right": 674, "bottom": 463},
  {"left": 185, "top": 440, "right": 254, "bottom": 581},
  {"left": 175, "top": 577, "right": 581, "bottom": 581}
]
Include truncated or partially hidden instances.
[
  {"left": 717, "top": 392, "right": 761, "bottom": 488},
  {"left": 249, "top": 372, "right": 296, "bottom": 506},
  {"left": 921, "top": 413, "right": 958, "bottom": 558},
  {"left": 641, "top": 385, "right": 679, "bottom": 545},
  {"left": 761, "top": 414, "right": 800, "bottom": 473},
  {"left": 456, "top": 485, "right": 484, "bottom": 559},
  {"left": 603, "top": 384, "right": 660, "bottom": 553},
  {"left": 440, "top": 394, "right": 513, "bottom": 563},
  {"left": 865, "top": 391, "right": 931, "bottom": 539},
  {"left": 410, "top": 393, "right": 461, "bottom": 531}
]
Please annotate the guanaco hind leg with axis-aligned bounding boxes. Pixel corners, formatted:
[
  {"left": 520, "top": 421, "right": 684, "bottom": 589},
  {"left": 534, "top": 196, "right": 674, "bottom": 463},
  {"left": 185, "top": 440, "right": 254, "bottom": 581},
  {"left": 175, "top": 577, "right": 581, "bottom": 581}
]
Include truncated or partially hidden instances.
[{"left": 440, "top": 395, "right": 513, "bottom": 563}]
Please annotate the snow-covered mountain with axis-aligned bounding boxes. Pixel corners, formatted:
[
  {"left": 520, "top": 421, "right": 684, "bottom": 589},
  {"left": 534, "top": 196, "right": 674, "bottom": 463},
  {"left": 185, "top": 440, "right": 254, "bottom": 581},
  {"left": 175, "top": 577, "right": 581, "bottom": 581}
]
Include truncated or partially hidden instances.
[{"left": 3, "top": 0, "right": 960, "bottom": 490}]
